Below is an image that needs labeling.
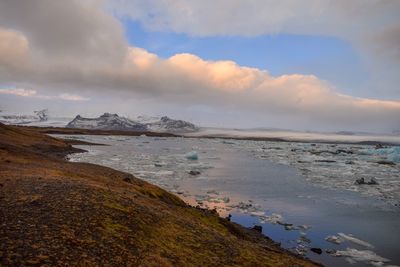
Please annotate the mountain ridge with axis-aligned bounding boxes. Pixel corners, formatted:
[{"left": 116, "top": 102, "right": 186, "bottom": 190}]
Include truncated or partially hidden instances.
[{"left": 67, "top": 113, "right": 198, "bottom": 133}]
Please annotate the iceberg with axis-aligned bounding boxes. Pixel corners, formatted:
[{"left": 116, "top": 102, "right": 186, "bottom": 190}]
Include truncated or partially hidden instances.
[
  {"left": 185, "top": 151, "right": 199, "bottom": 160},
  {"left": 337, "top": 233, "right": 374, "bottom": 248},
  {"left": 334, "top": 248, "right": 390, "bottom": 265},
  {"left": 363, "top": 146, "right": 400, "bottom": 163},
  {"left": 325, "top": 235, "right": 343, "bottom": 244}
]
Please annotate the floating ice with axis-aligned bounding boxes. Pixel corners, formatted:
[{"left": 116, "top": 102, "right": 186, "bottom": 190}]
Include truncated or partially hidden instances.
[
  {"left": 334, "top": 248, "right": 390, "bottom": 265},
  {"left": 185, "top": 151, "right": 199, "bottom": 160},
  {"left": 260, "top": 213, "right": 283, "bottom": 224},
  {"left": 298, "top": 225, "right": 311, "bottom": 231},
  {"left": 250, "top": 211, "right": 265, "bottom": 217},
  {"left": 325, "top": 235, "right": 343, "bottom": 244},
  {"left": 231, "top": 201, "right": 263, "bottom": 214},
  {"left": 338, "top": 233, "right": 374, "bottom": 248},
  {"left": 363, "top": 146, "right": 400, "bottom": 163},
  {"left": 222, "top": 197, "right": 230, "bottom": 203}
]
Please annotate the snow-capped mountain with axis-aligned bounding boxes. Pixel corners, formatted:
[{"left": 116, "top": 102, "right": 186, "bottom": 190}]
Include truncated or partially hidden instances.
[
  {"left": 66, "top": 113, "right": 198, "bottom": 133},
  {"left": 67, "top": 113, "right": 147, "bottom": 131},
  {"left": 144, "top": 116, "right": 198, "bottom": 133},
  {"left": 0, "top": 109, "right": 49, "bottom": 125}
]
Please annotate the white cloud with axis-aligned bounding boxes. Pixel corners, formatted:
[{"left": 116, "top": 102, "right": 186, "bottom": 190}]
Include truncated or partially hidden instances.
[
  {"left": 0, "top": 88, "right": 37, "bottom": 97},
  {"left": 0, "top": 87, "right": 89, "bottom": 102},
  {"left": 58, "top": 93, "right": 90, "bottom": 101},
  {"left": 110, "top": 0, "right": 400, "bottom": 97}
]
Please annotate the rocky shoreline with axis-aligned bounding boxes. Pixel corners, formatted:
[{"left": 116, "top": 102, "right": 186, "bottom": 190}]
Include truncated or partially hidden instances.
[{"left": 0, "top": 123, "right": 320, "bottom": 266}]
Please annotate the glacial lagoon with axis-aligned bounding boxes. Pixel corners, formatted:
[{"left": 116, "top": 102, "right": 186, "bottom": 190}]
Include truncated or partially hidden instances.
[{"left": 60, "top": 134, "right": 400, "bottom": 267}]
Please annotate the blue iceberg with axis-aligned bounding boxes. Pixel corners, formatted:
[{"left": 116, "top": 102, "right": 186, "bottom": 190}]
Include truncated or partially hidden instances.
[
  {"left": 363, "top": 146, "right": 400, "bottom": 163},
  {"left": 185, "top": 151, "right": 199, "bottom": 160}
]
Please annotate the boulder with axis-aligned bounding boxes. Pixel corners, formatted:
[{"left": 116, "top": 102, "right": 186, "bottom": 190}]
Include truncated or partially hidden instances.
[
  {"left": 310, "top": 248, "right": 322, "bottom": 254},
  {"left": 189, "top": 170, "right": 201, "bottom": 176},
  {"left": 252, "top": 225, "right": 263, "bottom": 233}
]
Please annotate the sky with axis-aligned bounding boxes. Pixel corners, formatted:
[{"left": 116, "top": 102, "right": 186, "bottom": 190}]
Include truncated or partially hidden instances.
[{"left": 0, "top": 0, "right": 399, "bottom": 133}]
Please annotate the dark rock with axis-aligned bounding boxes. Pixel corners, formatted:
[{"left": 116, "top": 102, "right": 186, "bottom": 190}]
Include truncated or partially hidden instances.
[
  {"left": 122, "top": 175, "right": 133, "bottom": 183},
  {"left": 367, "top": 178, "right": 379, "bottom": 185},
  {"left": 336, "top": 149, "right": 353, "bottom": 154},
  {"left": 376, "top": 160, "right": 395, "bottom": 166},
  {"left": 189, "top": 170, "right": 201, "bottom": 176},
  {"left": 315, "top": 160, "right": 336, "bottom": 163},
  {"left": 252, "top": 225, "right": 263, "bottom": 233},
  {"left": 226, "top": 214, "right": 232, "bottom": 221},
  {"left": 375, "top": 144, "right": 384, "bottom": 149},
  {"left": 355, "top": 178, "right": 366, "bottom": 185},
  {"left": 310, "top": 248, "right": 322, "bottom": 254},
  {"left": 355, "top": 177, "right": 379, "bottom": 185},
  {"left": 277, "top": 222, "right": 293, "bottom": 228}
]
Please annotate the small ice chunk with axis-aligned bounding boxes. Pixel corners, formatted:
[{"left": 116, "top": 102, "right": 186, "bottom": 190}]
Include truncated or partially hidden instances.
[
  {"left": 325, "top": 235, "right": 343, "bottom": 244},
  {"left": 208, "top": 198, "right": 222, "bottom": 203},
  {"left": 250, "top": 211, "right": 265, "bottom": 217},
  {"left": 338, "top": 233, "right": 374, "bottom": 248},
  {"left": 222, "top": 197, "right": 230, "bottom": 203},
  {"left": 260, "top": 213, "right": 283, "bottom": 224},
  {"left": 297, "top": 235, "right": 311, "bottom": 244},
  {"left": 185, "top": 151, "right": 198, "bottom": 160},
  {"left": 206, "top": 190, "right": 219, "bottom": 195},
  {"left": 154, "top": 162, "right": 166, "bottom": 167},
  {"left": 334, "top": 248, "right": 390, "bottom": 264},
  {"left": 195, "top": 195, "right": 208, "bottom": 201},
  {"left": 298, "top": 225, "right": 311, "bottom": 231}
]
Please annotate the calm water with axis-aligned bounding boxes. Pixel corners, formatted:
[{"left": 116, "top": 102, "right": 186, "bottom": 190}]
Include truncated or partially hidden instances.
[{"left": 60, "top": 135, "right": 400, "bottom": 267}]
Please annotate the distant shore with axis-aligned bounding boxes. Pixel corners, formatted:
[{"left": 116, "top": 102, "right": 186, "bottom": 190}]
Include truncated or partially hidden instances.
[{"left": 21, "top": 125, "right": 400, "bottom": 147}]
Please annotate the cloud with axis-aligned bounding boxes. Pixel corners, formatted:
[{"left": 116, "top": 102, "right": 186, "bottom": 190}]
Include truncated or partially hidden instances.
[
  {"left": 0, "top": 87, "right": 89, "bottom": 102},
  {"left": 0, "top": 0, "right": 127, "bottom": 67},
  {"left": 0, "top": 88, "right": 36, "bottom": 97},
  {"left": 0, "top": 28, "right": 30, "bottom": 76},
  {"left": 110, "top": 1, "right": 400, "bottom": 38},
  {"left": 58, "top": 93, "right": 90, "bottom": 101},
  {"left": 0, "top": 0, "right": 399, "bottom": 132},
  {"left": 110, "top": 0, "right": 400, "bottom": 97}
]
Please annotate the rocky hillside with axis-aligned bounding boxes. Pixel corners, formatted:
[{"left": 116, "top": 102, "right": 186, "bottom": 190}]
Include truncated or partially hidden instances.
[
  {"left": 67, "top": 113, "right": 198, "bottom": 133},
  {"left": 0, "top": 123, "right": 319, "bottom": 266}
]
